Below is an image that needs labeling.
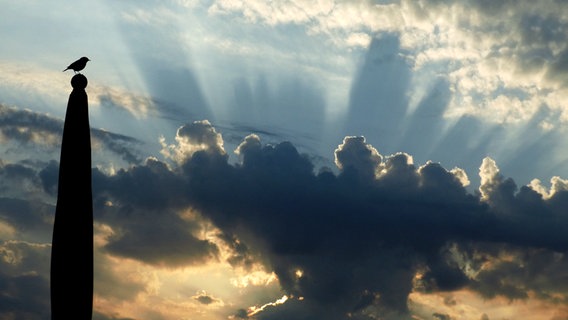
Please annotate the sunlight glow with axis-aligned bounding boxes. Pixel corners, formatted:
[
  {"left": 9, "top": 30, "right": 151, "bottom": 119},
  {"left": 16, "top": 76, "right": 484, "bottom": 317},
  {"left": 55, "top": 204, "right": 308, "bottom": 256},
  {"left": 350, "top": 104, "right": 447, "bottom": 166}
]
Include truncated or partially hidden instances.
[
  {"left": 409, "top": 289, "right": 568, "bottom": 320},
  {"left": 230, "top": 270, "right": 278, "bottom": 289},
  {"left": 247, "top": 295, "right": 289, "bottom": 317},
  {"left": 0, "top": 220, "right": 17, "bottom": 239}
]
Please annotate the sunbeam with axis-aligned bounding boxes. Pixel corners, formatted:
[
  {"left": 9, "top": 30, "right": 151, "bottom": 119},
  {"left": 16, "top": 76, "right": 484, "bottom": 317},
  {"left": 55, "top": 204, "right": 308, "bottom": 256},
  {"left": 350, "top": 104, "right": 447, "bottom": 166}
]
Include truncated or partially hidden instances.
[{"left": 2, "top": 1, "right": 568, "bottom": 319}]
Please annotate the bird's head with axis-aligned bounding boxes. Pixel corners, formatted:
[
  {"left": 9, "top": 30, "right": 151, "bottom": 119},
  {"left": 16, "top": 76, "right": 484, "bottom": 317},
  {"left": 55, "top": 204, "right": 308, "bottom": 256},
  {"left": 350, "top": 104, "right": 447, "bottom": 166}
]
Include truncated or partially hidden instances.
[{"left": 81, "top": 57, "right": 90, "bottom": 62}]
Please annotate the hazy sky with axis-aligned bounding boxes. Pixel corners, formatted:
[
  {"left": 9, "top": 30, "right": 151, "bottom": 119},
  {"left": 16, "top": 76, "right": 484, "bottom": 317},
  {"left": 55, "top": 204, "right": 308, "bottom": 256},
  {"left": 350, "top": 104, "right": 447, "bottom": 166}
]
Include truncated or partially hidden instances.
[{"left": 2, "top": 0, "right": 568, "bottom": 319}]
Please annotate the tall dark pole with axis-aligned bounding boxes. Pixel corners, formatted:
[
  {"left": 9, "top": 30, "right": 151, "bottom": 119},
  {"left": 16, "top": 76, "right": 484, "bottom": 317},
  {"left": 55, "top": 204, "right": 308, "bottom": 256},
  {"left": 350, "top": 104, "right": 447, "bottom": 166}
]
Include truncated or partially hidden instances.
[{"left": 51, "top": 74, "right": 93, "bottom": 319}]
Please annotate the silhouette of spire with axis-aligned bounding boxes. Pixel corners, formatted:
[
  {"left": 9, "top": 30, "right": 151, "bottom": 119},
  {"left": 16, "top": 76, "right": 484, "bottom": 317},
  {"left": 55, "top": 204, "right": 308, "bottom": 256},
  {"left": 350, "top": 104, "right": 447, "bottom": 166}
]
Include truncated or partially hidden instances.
[{"left": 51, "top": 74, "right": 93, "bottom": 319}]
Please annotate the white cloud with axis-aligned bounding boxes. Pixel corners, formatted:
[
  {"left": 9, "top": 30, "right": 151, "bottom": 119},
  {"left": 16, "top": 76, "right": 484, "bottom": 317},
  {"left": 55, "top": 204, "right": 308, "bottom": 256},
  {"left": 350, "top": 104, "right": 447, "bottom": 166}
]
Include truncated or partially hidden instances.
[
  {"left": 530, "top": 176, "right": 568, "bottom": 199},
  {"left": 479, "top": 157, "right": 500, "bottom": 201},
  {"left": 160, "top": 120, "right": 226, "bottom": 163},
  {"left": 450, "top": 167, "right": 470, "bottom": 188},
  {"left": 95, "top": 86, "right": 155, "bottom": 119},
  {"left": 208, "top": 0, "right": 335, "bottom": 26},
  {"left": 247, "top": 294, "right": 289, "bottom": 317},
  {"left": 334, "top": 136, "right": 383, "bottom": 178},
  {"left": 344, "top": 32, "right": 372, "bottom": 48},
  {"left": 205, "top": 0, "right": 568, "bottom": 127}
]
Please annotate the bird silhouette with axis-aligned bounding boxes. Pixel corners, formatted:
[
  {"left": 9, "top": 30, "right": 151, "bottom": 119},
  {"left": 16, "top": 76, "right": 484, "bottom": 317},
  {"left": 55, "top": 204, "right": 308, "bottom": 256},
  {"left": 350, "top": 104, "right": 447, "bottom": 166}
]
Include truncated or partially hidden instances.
[{"left": 63, "top": 57, "right": 90, "bottom": 73}]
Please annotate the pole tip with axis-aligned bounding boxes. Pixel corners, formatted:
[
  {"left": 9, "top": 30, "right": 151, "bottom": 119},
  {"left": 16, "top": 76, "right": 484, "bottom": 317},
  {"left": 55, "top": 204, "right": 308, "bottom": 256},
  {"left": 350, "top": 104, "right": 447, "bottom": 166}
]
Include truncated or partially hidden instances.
[{"left": 71, "top": 74, "right": 88, "bottom": 89}]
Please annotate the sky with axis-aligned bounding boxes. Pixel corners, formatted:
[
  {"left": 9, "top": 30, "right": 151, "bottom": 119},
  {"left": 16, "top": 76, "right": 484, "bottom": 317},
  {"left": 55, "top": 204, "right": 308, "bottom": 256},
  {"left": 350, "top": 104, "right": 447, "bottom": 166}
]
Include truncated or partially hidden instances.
[{"left": 1, "top": 0, "right": 568, "bottom": 319}]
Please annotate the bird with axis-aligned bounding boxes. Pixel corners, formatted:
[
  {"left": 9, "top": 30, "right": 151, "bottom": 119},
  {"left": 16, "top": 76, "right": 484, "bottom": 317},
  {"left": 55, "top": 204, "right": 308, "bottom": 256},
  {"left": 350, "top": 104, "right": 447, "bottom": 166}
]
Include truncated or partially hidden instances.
[{"left": 63, "top": 57, "right": 90, "bottom": 73}]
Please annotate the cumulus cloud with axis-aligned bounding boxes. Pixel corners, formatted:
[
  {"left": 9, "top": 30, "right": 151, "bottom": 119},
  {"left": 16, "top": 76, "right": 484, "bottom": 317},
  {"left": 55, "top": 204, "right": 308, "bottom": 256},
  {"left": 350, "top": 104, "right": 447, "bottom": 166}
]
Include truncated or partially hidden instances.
[
  {"left": 334, "top": 136, "right": 383, "bottom": 179},
  {"left": 163, "top": 127, "right": 567, "bottom": 318},
  {"left": 92, "top": 158, "right": 218, "bottom": 267},
  {"left": 1, "top": 120, "right": 568, "bottom": 318},
  {"left": 160, "top": 120, "right": 226, "bottom": 164}
]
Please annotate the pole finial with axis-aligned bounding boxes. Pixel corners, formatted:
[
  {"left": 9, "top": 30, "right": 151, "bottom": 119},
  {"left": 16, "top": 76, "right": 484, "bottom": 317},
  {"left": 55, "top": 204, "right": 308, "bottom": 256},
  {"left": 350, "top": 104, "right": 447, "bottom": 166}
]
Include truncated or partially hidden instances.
[{"left": 71, "top": 74, "right": 88, "bottom": 89}]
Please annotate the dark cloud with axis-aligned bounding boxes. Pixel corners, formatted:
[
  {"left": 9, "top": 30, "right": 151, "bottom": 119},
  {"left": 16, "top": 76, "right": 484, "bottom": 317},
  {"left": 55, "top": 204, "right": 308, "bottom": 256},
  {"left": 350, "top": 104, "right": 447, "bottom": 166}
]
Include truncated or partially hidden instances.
[
  {"left": 443, "top": 296, "right": 456, "bottom": 306},
  {"left": 520, "top": 14, "right": 567, "bottom": 47},
  {"left": 0, "top": 104, "right": 62, "bottom": 154},
  {"left": 101, "top": 207, "right": 218, "bottom": 267},
  {"left": 233, "top": 308, "right": 249, "bottom": 319},
  {"left": 512, "top": 7, "right": 568, "bottom": 86},
  {"left": 93, "top": 157, "right": 184, "bottom": 210},
  {"left": 547, "top": 48, "right": 568, "bottom": 86},
  {"left": 0, "top": 197, "right": 54, "bottom": 242},
  {"left": 91, "top": 129, "right": 144, "bottom": 165},
  {"left": 78, "top": 120, "right": 568, "bottom": 318},
  {"left": 466, "top": 0, "right": 513, "bottom": 15},
  {"left": 2, "top": 119, "right": 568, "bottom": 318},
  {"left": 0, "top": 272, "right": 50, "bottom": 320},
  {"left": 0, "top": 104, "right": 143, "bottom": 165},
  {"left": 0, "top": 241, "right": 51, "bottom": 319},
  {"left": 193, "top": 292, "right": 221, "bottom": 305},
  {"left": 433, "top": 313, "right": 452, "bottom": 320},
  {"left": 163, "top": 128, "right": 567, "bottom": 318},
  {"left": 465, "top": 245, "right": 568, "bottom": 303},
  {"left": 195, "top": 295, "right": 215, "bottom": 304},
  {"left": 0, "top": 161, "right": 55, "bottom": 242},
  {"left": 0, "top": 161, "right": 41, "bottom": 191},
  {"left": 93, "top": 158, "right": 218, "bottom": 268}
]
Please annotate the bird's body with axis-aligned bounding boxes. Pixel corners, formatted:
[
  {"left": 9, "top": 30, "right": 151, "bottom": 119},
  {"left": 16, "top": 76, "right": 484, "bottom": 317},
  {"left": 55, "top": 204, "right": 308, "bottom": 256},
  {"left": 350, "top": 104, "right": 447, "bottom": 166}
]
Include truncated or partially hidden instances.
[{"left": 63, "top": 57, "right": 90, "bottom": 73}]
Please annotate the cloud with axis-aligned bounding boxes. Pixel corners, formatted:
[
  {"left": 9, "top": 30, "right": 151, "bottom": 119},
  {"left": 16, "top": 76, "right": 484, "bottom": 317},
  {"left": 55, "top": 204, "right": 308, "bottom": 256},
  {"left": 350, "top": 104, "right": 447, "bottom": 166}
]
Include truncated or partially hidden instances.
[
  {"left": 193, "top": 291, "right": 223, "bottom": 306},
  {"left": 100, "top": 211, "right": 218, "bottom": 268},
  {"left": 91, "top": 129, "right": 144, "bottom": 165},
  {"left": 0, "top": 161, "right": 55, "bottom": 242},
  {"left": 4, "top": 1, "right": 568, "bottom": 319},
  {"left": 0, "top": 240, "right": 51, "bottom": 319},
  {"left": 166, "top": 127, "right": 567, "bottom": 318},
  {"left": 1, "top": 120, "right": 568, "bottom": 318},
  {"left": 40, "top": 120, "right": 561, "bottom": 318},
  {"left": 0, "top": 104, "right": 62, "bottom": 147},
  {"left": 160, "top": 120, "right": 226, "bottom": 164},
  {"left": 96, "top": 87, "right": 156, "bottom": 119},
  {"left": 0, "top": 104, "right": 144, "bottom": 165},
  {"left": 206, "top": 0, "right": 568, "bottom": 127},
  {"left": 334, "top": 136, "right": 382, "bottom": 179},
  {"left": 432, "top": 313, "right": 451, "bottom": 320},
  {"left": 92, "top": 158, "right": 218, "bottom": 268}
]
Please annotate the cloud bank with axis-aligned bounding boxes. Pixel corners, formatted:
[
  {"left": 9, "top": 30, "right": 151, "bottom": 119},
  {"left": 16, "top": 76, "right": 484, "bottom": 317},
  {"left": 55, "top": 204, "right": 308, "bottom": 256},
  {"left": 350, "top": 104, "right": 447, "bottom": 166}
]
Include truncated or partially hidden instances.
[{"left": 2, "top": 118, "right": 568, "bottom": 318}]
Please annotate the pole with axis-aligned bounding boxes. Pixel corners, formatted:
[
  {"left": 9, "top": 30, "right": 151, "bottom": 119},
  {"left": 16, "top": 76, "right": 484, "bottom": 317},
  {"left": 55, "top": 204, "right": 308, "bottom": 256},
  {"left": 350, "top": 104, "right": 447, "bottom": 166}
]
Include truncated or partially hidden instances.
[{"left": 50, "top": 74, "right": 94, "bottom": 319}]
